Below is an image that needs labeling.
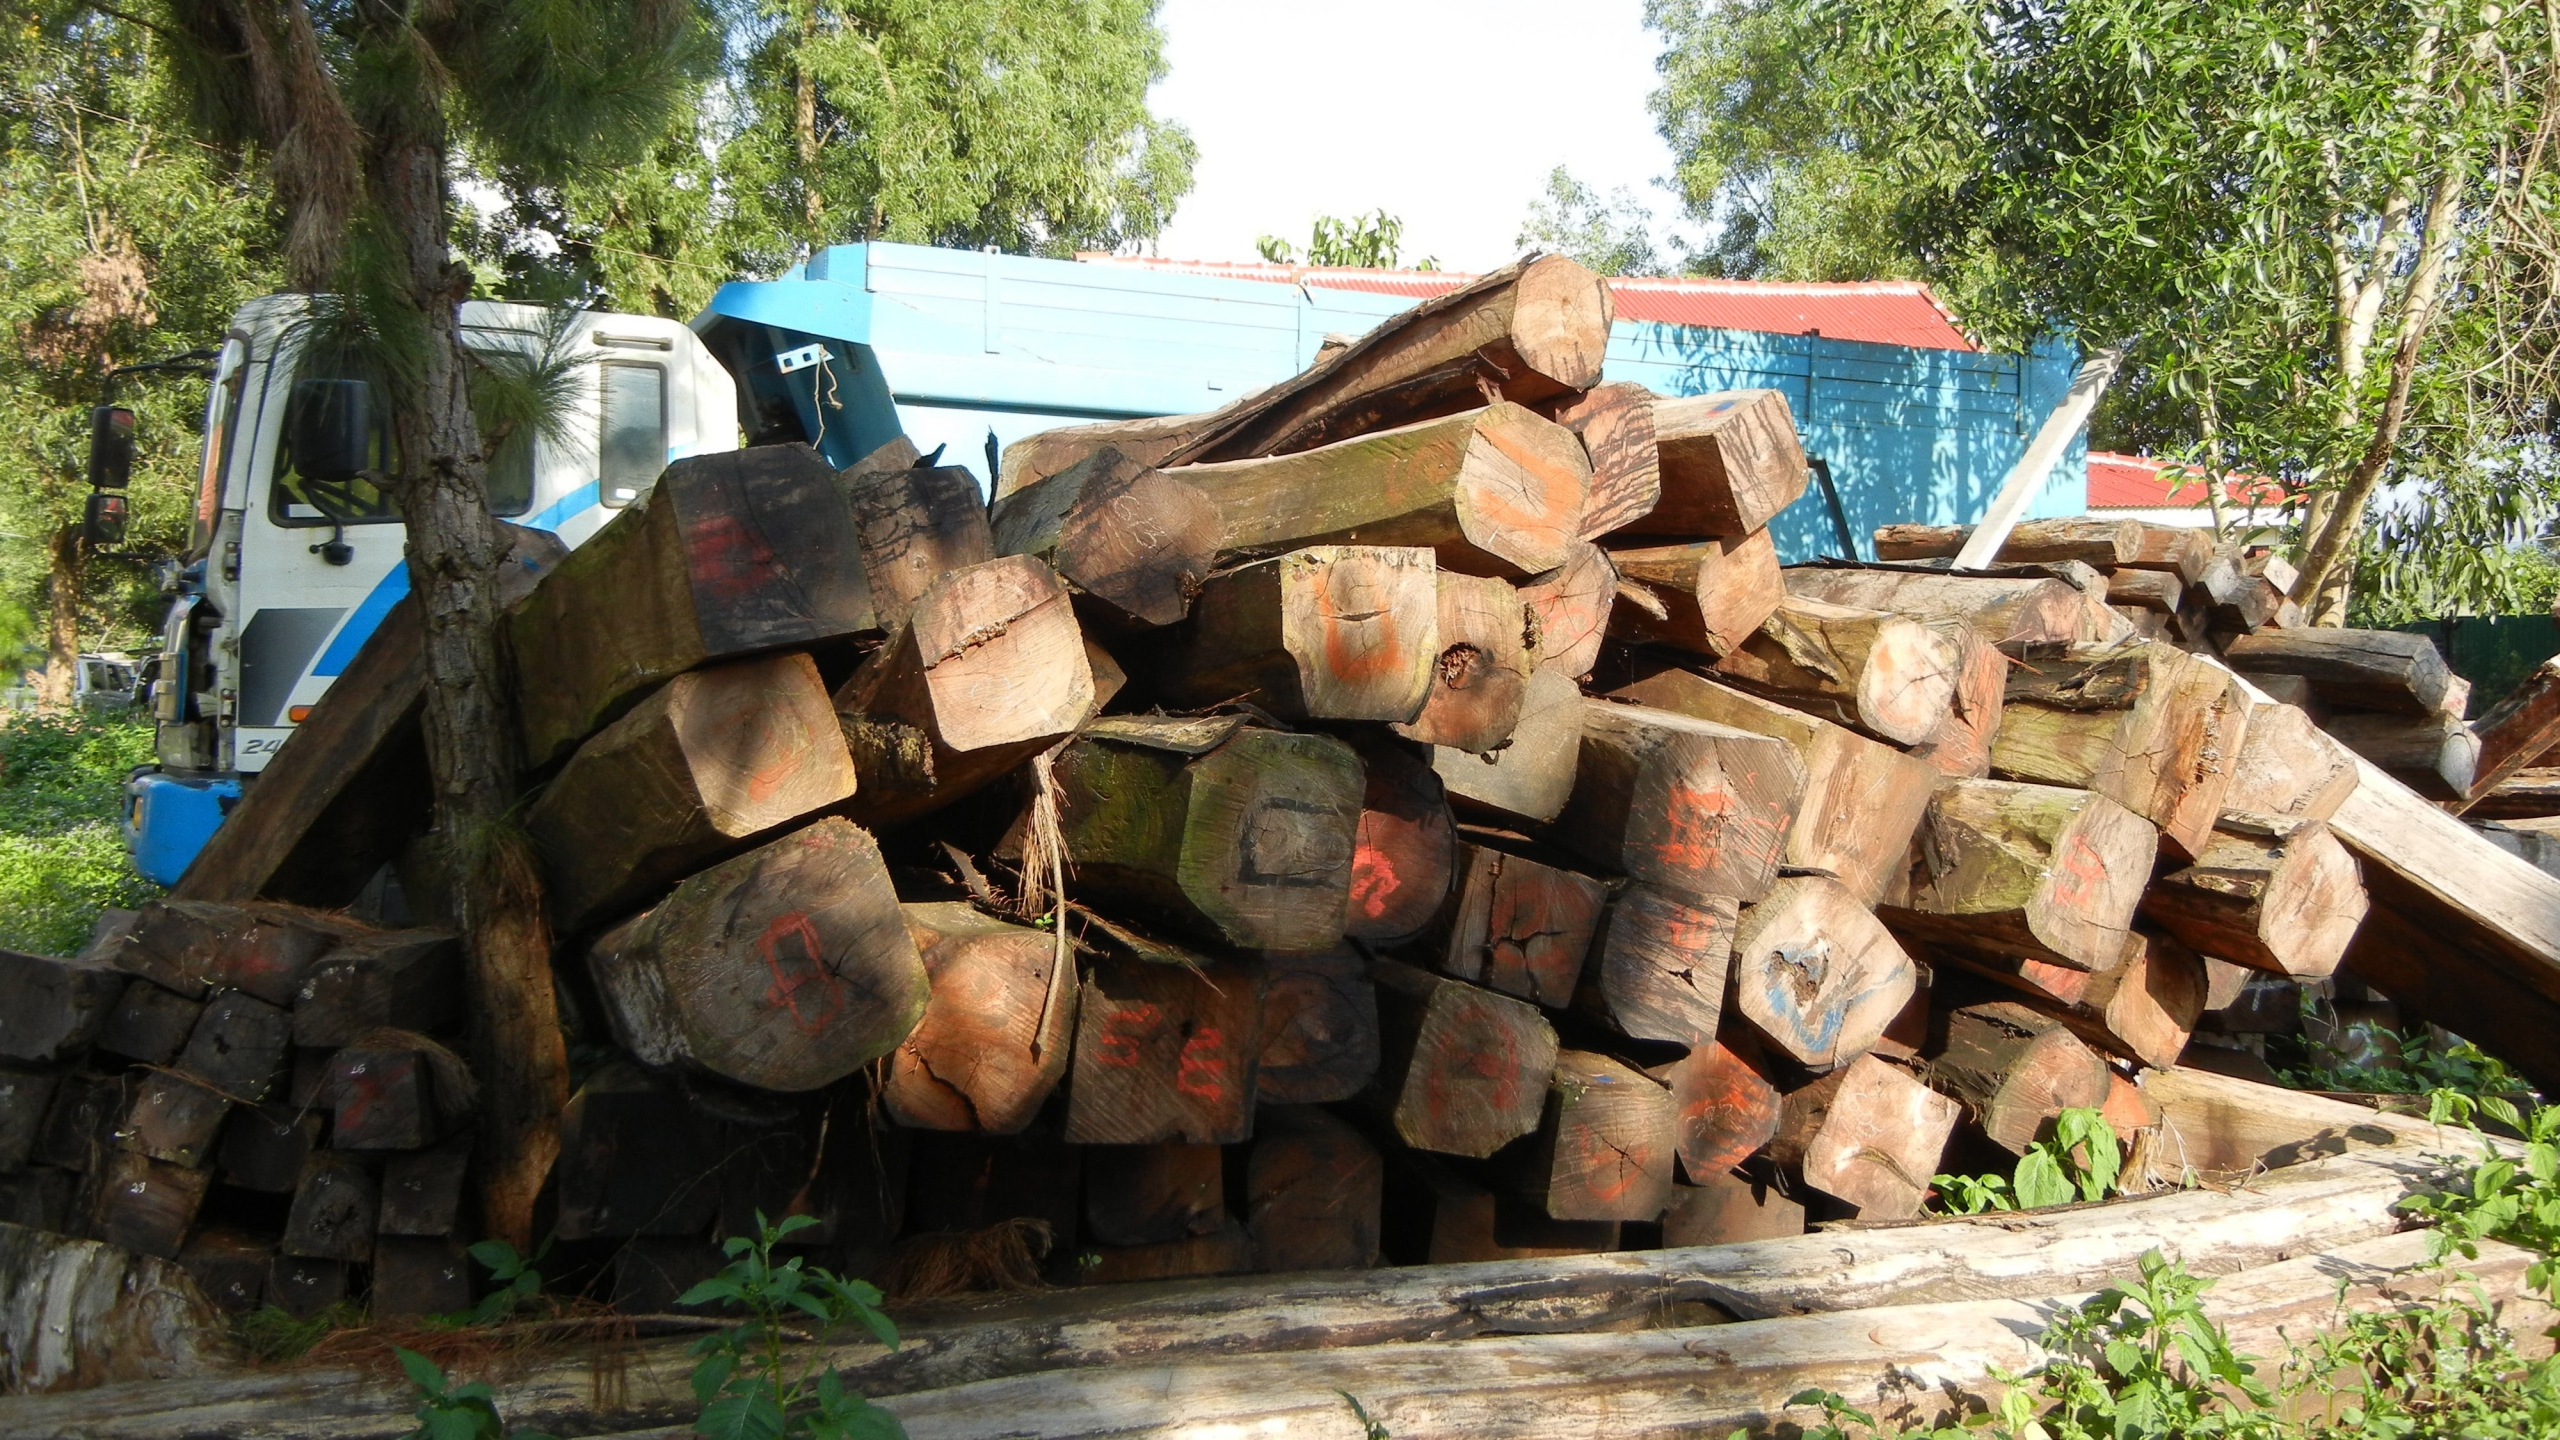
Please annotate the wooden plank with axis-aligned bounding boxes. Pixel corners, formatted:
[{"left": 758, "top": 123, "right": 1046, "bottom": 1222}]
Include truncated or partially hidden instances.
[{"left": 2223, "top": 628, "right": 2454, "bottom": 716}]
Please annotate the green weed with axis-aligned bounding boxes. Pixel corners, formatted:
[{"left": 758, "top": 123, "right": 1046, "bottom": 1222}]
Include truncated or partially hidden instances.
[
  {"left": 1932, "top": 1108, "right": 2126, "bottom": 1215},
  {"left": 678, "top": 1212, "right": 905, "bottom": 1440}
]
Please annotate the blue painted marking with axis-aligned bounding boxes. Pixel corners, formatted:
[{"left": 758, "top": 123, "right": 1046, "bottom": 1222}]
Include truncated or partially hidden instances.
[
  {"left": 308, "top": 563, "right": 408, "bottom": 678},
  {"left": 524, "top": 480, "right": 600, "bottom": 533}
]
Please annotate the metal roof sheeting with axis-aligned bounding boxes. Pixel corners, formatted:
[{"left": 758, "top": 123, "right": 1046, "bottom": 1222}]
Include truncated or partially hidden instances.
[
  {"left": 1076, "top": 255, "right": 1980, "bottom": 352},
  {"left": 2086, "top": 451, "right": 2292, "bottom": 509}
]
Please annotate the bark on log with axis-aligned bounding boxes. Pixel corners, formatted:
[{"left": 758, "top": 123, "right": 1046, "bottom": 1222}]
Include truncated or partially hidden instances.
[
  {"left": 1621, "top": 390, "right": 1809, "bottom": 539},
  {"left": 1173, "top": 403, "right": 1590, "bottom": 578},
  {"left": 1519, "top": 544, "right": 1616, "bottom": 679},
  {"left": 1391, "top": 571, "right": 1533, "bottom": 753},
  {"left": 836, "top": 554, "right": 1097, "bottom": 829},
  {"left": 1158, "top": 546, "right": 1439, "bottom": 722},
  {"left": 1515, "top": 1051, "right": 1677, "bottom": 1222},
  {"left": 512, "top": 444, "right": 879, "bottom": 767},
  {"left": 1065, "top": 952, "right": 1265, "bottom": 1146},
  {"left": 988, "top": 448, "right": 1221, "bottom": 629},
  {"left": 1163, "top": 256, "right": 1613, "bottom": 465},
  {"left": 1610, "top": 667, "right": 1936, "bottom": 904},
  {"left": 2140, "top": 817, "right": 2367, "bottom": 978},
  {"left": 1578, "top": 883, "right": 1736, "bottom": 1045},
  {"left": 1431, "top": 665, "right": 1585, "bottom": 825},
  {"left": 1053, "top": 718, "right": 1364, "bottom": 953},
  {"left": 1712, "top": 597, "right": 1961, "bottom": 746},
  {"left": 1606, "top": 530, "right": 1786, "bottom": 660},
  {"left": 0, "top": 1222, "right": 222, "bottom": 1393},
  {"left": 1550, "top": 699, "right": 1806, "bottom": 904},
  {"left": 1369, "top": 958, "right": 1560, "bottom": 1159},
  {"left": 883, "top": 902, "right": 1075, "bottom": 1134},
  {"left": 1347, "top": 738, "right": 1458, "bottom": 946},
  {"left": 1259, "top": 947, "right": 1381, "bottom": 1106},
  {"left": 1769, "top": 1054, "right": 1958, "bottom": 1217},
  {"left": 1879, "top": 778, "right": 2156, "bottom": 971},
  {"left": 1432, "top": 842, "right": 1609, "bottom": 1008},
  {"left": 170, "top": 526, "right": 565, "bottom": 906},
  {"left": 1990, "top": 641, "right": 2250, "bottom": 857},
  {"left": 1729, "top": 877, "right": 1917, "bottom": 1069},
  {"left": 585, "top": 818, "right": 928, "bottom": 1092},
  {"left": 842, "top": 463, "right": 997, "bottom": 635},
  {"left": 1248, "top": 1106, "right": 1383, "bottom": 1271},
  {"left": 1550, "top": 382, "right": 1660, "bottom": 539},
  {"left": 1781, "top": 568, "right": 2099, "bottom": 649},
  {"left": 528, "top": 652, "right": 856, "bottom": 935},
  {"left": 1662, "top": 1035, "right": 1782, "bottom": 1178},
  {"left": 1927, "top": 1000, "right": 2112, "bottom": 1153},
  {"left": 997, "top": 405, "right": 1251, "bottom": 501}
]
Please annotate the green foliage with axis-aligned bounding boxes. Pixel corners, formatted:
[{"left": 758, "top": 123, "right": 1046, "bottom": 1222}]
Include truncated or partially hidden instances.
[
  {"left": 1336, "top": 1391, "right": 1391, "bottom": 1440},
  {"left": 396, "top": 1346, "right": 556, "bottom": 1440},
  {"left": 2404, "top": 1093, "right": 2560, "bottom": 1308},
  {"left": 0, "top": 8, "right": 281, "bottom": 653},
  {"left": 678, "top": 1212, "right": 905, "bottom": 1440},
  {"left": 0, "top": 712, "right": 156, "bottom": 955},
  {"left": 1256, "top": 212, "right": 1433, "bottom": 271},
  {"left": 2292, "top": 1289, "right": 2560, "bottom": 1435},
  {"left": 1932, "top": 1108, "right": 2125, "bottom": 1215},
  {"left": 2278, "top": 1023, "right": 2529, "bottom": 1098},
  {"left": 1651, "top": 0, "right": 2560, "bottom": 620},
  {"left": 1514, "top": 167, "right": 1670, "bottom": 278},
  {"left": 458, "top": 1237, "right": 549, "bottom": 1326},
  {"left": 231, "top": 1301, "right": 363, "bottom": 1365}
]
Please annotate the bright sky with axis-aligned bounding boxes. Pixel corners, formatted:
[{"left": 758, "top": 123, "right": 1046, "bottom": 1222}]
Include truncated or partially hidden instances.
[{"left": 1146, "top": 0, "right": 1683, "bottom": 273}]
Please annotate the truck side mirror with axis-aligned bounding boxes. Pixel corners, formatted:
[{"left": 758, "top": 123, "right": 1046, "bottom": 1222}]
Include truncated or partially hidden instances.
[
  {"left": 86, "top": 405, "right": 135, "bottom": 489},
  {"left": 83, "top": 490, "right": 127, "bottom": 548},
  {"left": 288, "top": 378, "right": 374, "bottom": 482}
]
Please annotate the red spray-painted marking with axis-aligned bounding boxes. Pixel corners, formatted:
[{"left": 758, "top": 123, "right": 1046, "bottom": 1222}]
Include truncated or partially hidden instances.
[
  {"left": 1175, "top": 1027, "right": 1228, "bottom": 1101},
  {"left": 760, "top": 911, "right": 844, "bottom": 1034},
  {"left": 1093, "top": 1002, "right": 1163, "bottom": 1068},
  {"left": 1349, "top": 842, "right": 1399, "bottom": 920}
]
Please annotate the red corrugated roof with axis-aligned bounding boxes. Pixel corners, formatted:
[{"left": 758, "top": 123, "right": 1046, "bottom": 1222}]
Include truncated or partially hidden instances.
[
  {"left": 2086, "top": 451, "right": 2293, "bottom": 508},
  {"left": 1076, "top": 255, "right": 1979, "bottom": 352}
]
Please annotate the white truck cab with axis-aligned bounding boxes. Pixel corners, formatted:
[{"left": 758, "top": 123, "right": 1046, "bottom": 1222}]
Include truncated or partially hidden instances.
[{"left": 125, "top": 296, "right": 740, "bottom": 884}]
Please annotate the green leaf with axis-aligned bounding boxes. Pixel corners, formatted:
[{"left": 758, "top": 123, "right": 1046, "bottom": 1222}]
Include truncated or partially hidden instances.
[
  {"left": 691, "top": 1351, "right": 737, "bottom": 1406},
  {"left": 2012, "top": 1148, "right": 2075, "bottom": 1210},
  {"left": 855, "top": 1305, "right": 900, "bottom": 1350},
  {"left": 397, "top": 1346, "right": 448, "bottom": 1396},
  {"left": 677, "top": 1277, "right": 748, "bottom": 1306}
]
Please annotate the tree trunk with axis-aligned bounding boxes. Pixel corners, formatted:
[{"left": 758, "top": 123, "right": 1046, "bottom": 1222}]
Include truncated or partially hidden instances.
[
  {"left": 39, "top": 525, "right": 80, "bottom": 714},
  {"left": 368, "top": 113, "right": 565, "bottom": 1251}
]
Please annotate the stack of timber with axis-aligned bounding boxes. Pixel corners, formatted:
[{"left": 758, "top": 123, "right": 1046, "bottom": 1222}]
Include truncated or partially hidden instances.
[{"left": 15, "top": 255, "right": 2560, "bottom": 1422}]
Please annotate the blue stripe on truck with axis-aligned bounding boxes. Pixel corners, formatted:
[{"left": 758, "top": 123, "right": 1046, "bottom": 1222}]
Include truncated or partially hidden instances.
[{"left": 305, "top": 484, "right": 602, "bottom": 680}]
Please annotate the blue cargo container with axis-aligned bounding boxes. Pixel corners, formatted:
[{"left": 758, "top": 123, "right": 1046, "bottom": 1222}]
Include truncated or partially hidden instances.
[{"left": 693, "top": 242, "right": 2088, "bottom": 560}]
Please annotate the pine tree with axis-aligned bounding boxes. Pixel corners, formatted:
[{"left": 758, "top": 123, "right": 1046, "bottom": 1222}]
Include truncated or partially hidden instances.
[{"left": 145, "top": 0, "right": 714, "bottom": 1247}]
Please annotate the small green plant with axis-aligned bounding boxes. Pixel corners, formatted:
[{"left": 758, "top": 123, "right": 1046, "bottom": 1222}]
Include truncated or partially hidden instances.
[
  {"left": 2280, "top": 1023, "right": 2527, "bottom": 1097},
  {"left": 458, "top": 1237, "right": 549, "bottom": 1325},
  {"left": 1933, "top": 1108, "right": 2125, "bottom": 1215},
  {"left": 1337, "top": 1390, "right": 1391, "bottom": 1440},
  {"left": 395, "top": 1346, "right": 555, "bottom": 1440},
  {"left": 2403, "top": 1091, "right": 2560, "bottom": 1308},
  {"left": 232, "top": 1301, "right": 363, "bottom": 1364},
  {"left": 678, "top": 1212, "right": 905, "bottom": 1440}
]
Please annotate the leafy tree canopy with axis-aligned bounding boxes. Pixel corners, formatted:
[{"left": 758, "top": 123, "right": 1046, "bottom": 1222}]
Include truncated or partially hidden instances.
[
  {"left": 1514, "top": 166, "right": 1673, "bottom": 277},
  {"left": 1651, "top": 0, "right": 2560, "bottom": 621},
  {"left": 1257, "top": 211, "right": 1436, "bottom": 270}
]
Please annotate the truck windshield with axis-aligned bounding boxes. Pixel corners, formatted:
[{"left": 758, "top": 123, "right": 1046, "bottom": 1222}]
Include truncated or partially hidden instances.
[{"left": 267, "top": 352, "right": 535, "bottom": 525}]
